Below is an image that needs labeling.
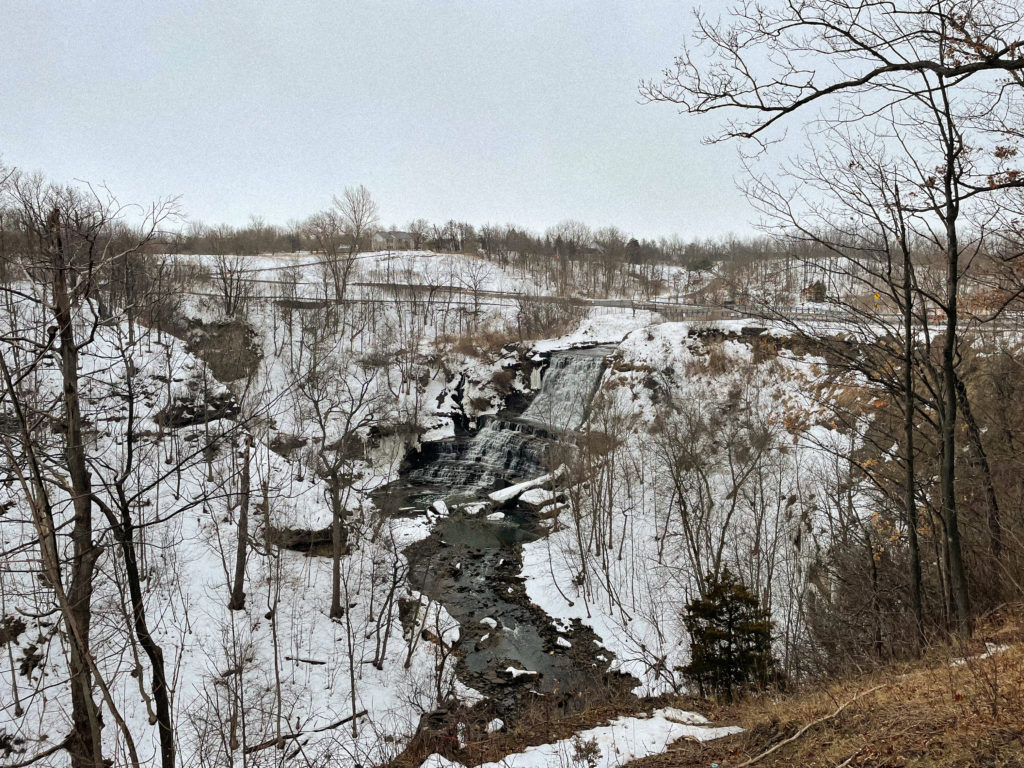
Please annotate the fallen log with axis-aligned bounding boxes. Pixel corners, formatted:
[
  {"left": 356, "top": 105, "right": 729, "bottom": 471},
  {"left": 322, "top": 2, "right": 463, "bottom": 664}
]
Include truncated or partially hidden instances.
[
  {"left": 730, "top": 684, "right": 886, "bottom": 768},
  {"left": 244, "top": 709, "right": 369, "bottom": 754}
]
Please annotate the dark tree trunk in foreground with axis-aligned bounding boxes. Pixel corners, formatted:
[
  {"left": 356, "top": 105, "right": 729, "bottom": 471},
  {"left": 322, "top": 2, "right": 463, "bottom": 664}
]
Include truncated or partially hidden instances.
[
  {"left": 229, "top": 436, "right": 252, "bottom": 611},
  {"left": 50, "top": 207, "right": 105, "bottom": 768}
]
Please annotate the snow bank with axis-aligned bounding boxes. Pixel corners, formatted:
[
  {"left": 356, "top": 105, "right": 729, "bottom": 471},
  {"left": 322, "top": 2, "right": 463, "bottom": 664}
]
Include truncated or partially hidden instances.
[
  {"left": 488, "top": 469, "right": 562, "bottom": 503},
  {"left": 531, "top": 308, "right": 660, "bottom": 352}
]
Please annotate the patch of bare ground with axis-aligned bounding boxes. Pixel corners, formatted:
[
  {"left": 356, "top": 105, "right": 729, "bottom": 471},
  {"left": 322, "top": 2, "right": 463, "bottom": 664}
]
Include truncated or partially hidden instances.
[
  {"left": 385, "top": 688, "right": 687, "bottom": 768},
  {"left": 628, "top": 608, "right": 1024, "bottom": 768}
]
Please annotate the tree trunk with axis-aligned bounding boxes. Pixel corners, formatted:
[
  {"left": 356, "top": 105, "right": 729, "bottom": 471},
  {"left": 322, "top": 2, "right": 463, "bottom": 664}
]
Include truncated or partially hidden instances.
[
  {"left": 901, "top": 244, "right": 924, "bottom": 653},
  {"left": 329, "top": 480, "right": 347, "bottom": 620},
  {"left": 111, "top": 499, "right": 175, "bottom": 768},
  {"left": 106, "top": 335, "right": 176, "bottom": 768},
  {"left": 940, "top": 201, "right": 971, "bottom": 635},
  {"left": 861, "top": 526, "right": 885, "bottom": 661},
  {"left": 955, "top": 377, "right": 1002, "bottom": 599},
  {"left": 229, "top": 436, "right": 252, "bottom": 611},
  {"left": 50, "top": 209, "right": 105, "bottom": 768}
]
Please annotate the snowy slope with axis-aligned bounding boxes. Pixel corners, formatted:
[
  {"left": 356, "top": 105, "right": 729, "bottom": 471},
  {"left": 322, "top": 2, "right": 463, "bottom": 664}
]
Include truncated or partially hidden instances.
[{"left": 520, "top": 322, "right": 860, "bottom": 695}]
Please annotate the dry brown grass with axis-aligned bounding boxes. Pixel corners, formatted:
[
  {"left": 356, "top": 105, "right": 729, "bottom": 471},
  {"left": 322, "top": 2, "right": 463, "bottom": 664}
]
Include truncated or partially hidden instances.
[
  {"left": 682, "top": 338, "right": 737, "bottom": 378},
  {"left": 629, "top": 611, "right": 1024, "bottom": 768},
  {"left": 705, "top": 341, "right": 735, "bottom": 376},
  {"left": 434, "top": 327, "right": 517, "bottom": 361}
]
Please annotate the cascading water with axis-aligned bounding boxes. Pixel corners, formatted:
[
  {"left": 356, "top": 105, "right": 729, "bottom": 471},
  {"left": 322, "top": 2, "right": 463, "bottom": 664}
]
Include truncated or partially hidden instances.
[
  {"left": 406, "top": 347, "right": 609, "bottom": 496},
  {"left": 407, "top": 417, "right": 552, "bottom": 490},
  {"left": 519, "top": 346, "right": 608, "bottom": 431}
]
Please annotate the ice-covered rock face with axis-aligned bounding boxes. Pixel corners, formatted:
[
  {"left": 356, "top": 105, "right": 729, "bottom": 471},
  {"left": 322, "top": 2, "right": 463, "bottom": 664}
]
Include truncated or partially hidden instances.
[{"left": 408, "top": 348, "right": 608, "bottom": 494}]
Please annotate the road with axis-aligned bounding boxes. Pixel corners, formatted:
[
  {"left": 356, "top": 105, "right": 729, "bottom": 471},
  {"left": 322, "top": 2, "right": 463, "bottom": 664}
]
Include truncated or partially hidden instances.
[{"left": 179, "top": 274, "right": 1024, "bottom": 332}]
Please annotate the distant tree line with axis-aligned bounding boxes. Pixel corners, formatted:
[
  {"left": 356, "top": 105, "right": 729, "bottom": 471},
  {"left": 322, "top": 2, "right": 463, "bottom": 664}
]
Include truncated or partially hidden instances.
[{"left": 160, "top": 209, "right": 836, "bottom": 273}]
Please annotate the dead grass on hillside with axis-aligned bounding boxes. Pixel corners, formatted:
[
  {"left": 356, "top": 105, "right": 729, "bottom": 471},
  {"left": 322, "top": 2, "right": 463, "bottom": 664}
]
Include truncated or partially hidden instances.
[
  {"left": 434, "top": 326, "right": 517, "bottom": 361},
  {"left": 630, "top": 611, "right": 1024, "bottom": 768},
  {"left": 681, "top": 337, "right": 741, "bottom": 378}
]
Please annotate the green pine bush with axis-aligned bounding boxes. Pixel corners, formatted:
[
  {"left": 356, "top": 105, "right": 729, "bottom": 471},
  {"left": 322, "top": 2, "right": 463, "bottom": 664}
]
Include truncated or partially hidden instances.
[{"left": 681, "top": 567, "right": 776, "bottom": 699}]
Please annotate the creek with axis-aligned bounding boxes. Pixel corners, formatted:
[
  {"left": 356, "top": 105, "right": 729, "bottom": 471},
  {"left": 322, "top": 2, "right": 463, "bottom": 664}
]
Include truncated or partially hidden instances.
[{"left": 380, "top": 346, "right": 633, "bottom": 714}]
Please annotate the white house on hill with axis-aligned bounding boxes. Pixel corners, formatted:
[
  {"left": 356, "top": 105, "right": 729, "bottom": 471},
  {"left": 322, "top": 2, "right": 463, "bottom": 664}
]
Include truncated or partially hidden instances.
[{"left": 372, "top": 230, "right": 417, "bottom": 250}]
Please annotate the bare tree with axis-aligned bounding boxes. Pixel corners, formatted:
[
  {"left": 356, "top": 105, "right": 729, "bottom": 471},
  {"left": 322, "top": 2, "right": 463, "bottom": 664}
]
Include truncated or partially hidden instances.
[
  {"left": 643, "top": 0, "right": 1024, "bottom": 635},
  {"left": 407, "top": 218, "right": 430, "bottom": 250},
  {"left": 334, "top": 184, "right": 379, "bottom": 254},
  {"left": 290, "top": 307, "right": 392, "bottom": 618},
  {"left": 0, "top": 168, "right": 176, "bottom": 767},
  {"left": 593, "top": 226, "right": 626, "bottom": 295},
  {"left": 228, "top": 435, "right": 253, "bottom": 611},
  {"left": 547, "top": 220, "right": 592, "bottom": 295},
  {"left": 213, "top": 254, "right": 254, "bottom": 317},
  {"left": 305, "top": 208, "right": 353, "bottom": 302},
  {"left": 458, "top": 257, "right": 494, "bottom": 331}
]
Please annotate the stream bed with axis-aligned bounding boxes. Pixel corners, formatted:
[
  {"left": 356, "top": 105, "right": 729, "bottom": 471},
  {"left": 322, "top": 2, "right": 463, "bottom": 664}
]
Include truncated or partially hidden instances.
[{"left": 379, "top": 346, "right": 636, "bottom": 716}]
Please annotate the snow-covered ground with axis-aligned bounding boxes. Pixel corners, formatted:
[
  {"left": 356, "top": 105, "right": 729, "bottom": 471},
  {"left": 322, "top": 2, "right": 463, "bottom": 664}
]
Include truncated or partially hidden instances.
[
  {"left": 418, "top": 707, "right": 742, "bottom": 768},
  {"left": 0, "top": 252, "right": 670, "bottom": 766},
  {"left": 530, "top": 309, "right": 660, "bottom": 353},
  {"left": 0, "top": 289, "right": 477, "bottom": 766}
]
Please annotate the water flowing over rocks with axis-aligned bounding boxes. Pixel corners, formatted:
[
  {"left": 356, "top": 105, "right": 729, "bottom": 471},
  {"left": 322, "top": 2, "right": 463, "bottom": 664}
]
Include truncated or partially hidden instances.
[
  {"left": 405, "top": 348, "right": 609, "bottom": 497},
  {"left": 384, "top": 345, "right": 636, "bottom": 717},
  {"left": 518, "top": 347, "right": 608, "bottom": 431}
]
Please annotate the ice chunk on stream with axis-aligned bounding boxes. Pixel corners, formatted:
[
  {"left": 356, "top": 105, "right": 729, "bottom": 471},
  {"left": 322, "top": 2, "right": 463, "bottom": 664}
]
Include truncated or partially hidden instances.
[
  {"left": 518, "top": 487, "right": 554, "bottom": 507},
  {"left": 505, "top": 666, "right": 540, "bottom": 679}
]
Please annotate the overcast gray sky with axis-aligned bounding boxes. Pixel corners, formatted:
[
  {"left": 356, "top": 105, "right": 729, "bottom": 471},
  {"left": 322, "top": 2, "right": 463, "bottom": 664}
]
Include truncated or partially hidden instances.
[{"left": 0, "top": 0, "right": 755, "bottom": 239}]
